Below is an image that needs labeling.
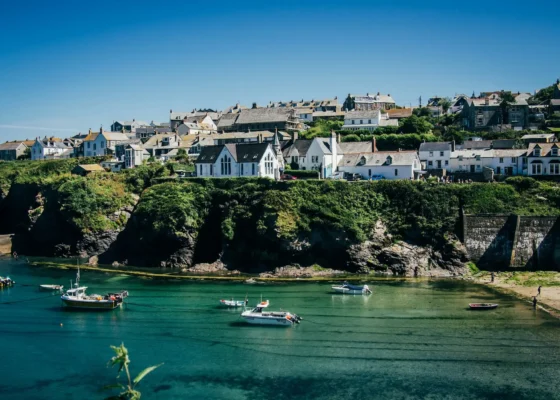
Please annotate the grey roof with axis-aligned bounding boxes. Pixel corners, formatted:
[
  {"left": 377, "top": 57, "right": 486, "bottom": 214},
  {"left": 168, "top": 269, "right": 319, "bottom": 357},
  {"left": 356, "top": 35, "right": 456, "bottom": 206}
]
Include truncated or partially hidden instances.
[
  {"left": 216, "top": 113, "right": 239, "bottom": 129},
  {"left": 339, "top": 141, "right": 373, "bottom": 154},
  {"left": 352, "top": 94, "right": 395, "bottom": 104},
  {"left": 196, "top": 145, "right": 224, "bottom": 164},
  {"left": 492, "top": 149, "right": 527, "bottom": 157},
  {"left": 460, "top": 140, "right": 493, "bottom": 150},
  {"left": 317, "top": 138, "right": 343, "bottom": 155},
  {"left": 522, "top": 133, "right": 555, "bottom": 139},
  {"left": 341, "top": 151, "right": 418, "bottom": 167},
  {"left": 235, "top": 108, "right": 293, "bottom": 124},
  {"left": 419, "top": 142, "right": 451, "bottom": 152},
  {"left": 492, "top": 139, "right": 518, "bottom": 149},
  {"left": 283, "top": 139, "right": 313, "bottom": 157},
  {"left": 345, "top": 110, "right": 381, "bottom": 120},
  {"left": 0, "top": 141, "right": 27, "bottom": 150}
]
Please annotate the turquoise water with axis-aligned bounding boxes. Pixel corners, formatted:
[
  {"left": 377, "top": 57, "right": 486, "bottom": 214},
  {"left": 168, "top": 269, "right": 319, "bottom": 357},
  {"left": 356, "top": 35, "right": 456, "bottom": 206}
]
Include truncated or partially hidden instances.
[{"left": 1, "top": 259, "right": 560, "bottom": 399}]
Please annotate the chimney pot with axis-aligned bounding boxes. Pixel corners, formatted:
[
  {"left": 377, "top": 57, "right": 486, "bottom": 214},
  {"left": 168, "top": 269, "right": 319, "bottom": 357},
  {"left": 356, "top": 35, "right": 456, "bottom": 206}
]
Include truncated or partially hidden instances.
[{"left": 372, "top": 136, "right": 377, "bottom": 152}]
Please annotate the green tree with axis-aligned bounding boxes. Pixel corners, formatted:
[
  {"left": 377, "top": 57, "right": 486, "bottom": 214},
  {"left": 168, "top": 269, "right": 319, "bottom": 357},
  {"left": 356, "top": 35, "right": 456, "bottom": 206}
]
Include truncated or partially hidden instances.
[
  {"left": 342, "top": 95, "right": 355, "bottom": 111},
  {"left": 341, "top": 134, "right": 360, "bottom": 142},
  {"left": 398, "top": 115, "right": 433, "bottom": 134},
  {"left": 104, "top": 343, "right": 163, "bottom": 400},
  {"left": 499, "top": 91, "right": 516, "bottom": 125},
  {"left": 528, "top": 80, "right": 558, "bottom": 105},
  {"left": 439, "top": 97, "right": 452, "bottom": 113}
]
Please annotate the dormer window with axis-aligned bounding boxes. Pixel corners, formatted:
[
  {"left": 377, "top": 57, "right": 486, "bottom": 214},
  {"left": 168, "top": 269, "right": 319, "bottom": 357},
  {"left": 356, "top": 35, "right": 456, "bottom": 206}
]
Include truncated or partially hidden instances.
[
  {"left": 358, "top": 156, "right": 366, "bottom": 166},
  {"left": 386, "top": 156, "right": 393, "bottom": 165},
  {"left": 552, "top": 148, "right": 558, "bottom": 156},
  {"left": 534, "top": 148, "right": 541, "bottom": 157}
]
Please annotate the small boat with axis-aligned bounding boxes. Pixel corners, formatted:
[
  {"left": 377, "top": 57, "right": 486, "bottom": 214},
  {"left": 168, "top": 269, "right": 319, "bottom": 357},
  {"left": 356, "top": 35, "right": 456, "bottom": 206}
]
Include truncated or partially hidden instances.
[
  {"left": 0, "top": 276, "right": 15, "bottom": 287},
  {"left": 241, "top": 300, "right": 302, "bottom": 326},
  {"left": 40, "top": 284, "right": 64, "bottom": 291},
  {"left": 244, "top": 278, "right": 257, "bottom": 284},
  {"left": 332, "top": 281, "right": 371, "bottom": 295},
  {"left": 60, "top": 265, "right": 128, "bottom": 310},
  {"left": 469, "top": 303, "right": 499, "bottom": 310},
  {"left": 220, "top": 298, "right": 249, "bottom": 307}
]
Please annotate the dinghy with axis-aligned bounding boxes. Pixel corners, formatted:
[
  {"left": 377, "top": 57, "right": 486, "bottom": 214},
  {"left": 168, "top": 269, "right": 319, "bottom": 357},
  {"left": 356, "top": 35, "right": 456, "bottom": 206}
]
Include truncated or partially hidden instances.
[
  {"left": 469, "top": 303, "right": 498, "bottom": 310},
  {"left": 40, "top": 284, "right": 64, "bottom": 291},
  {"left": 219, "top": 298, "right": 248, "bottom": 307},
  {"left": 332, "top": 281, "right": 372, "bottom": 295}
]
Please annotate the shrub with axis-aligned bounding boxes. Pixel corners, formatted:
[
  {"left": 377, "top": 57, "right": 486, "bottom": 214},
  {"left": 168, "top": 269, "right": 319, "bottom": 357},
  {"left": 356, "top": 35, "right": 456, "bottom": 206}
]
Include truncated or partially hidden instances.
[
  {"left": 287, "top": 170, "right": 320, "bottom": 179},
  {"left": 505, "top": 176, "right": 539, "bottom": 192}
]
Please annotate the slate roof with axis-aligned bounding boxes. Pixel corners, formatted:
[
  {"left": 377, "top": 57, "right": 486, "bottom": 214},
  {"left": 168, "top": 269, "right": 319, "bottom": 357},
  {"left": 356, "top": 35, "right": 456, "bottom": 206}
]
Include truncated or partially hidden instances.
[
  {"left": 338, "top": 141, "right": 373, "bottom": 154},
  {"left": 522, "top": 133, "right": 556, "bottom": 140},
  {"left": 83, "top": 132, "right": 99, "bottom": 142},
  {"left": 460, "top": 140, "right": 493, "bottom": 150},
  {"left": 235, "top": 108, "right": 293, "bottom": 124},
  {"left": 352, "top": 94, "right": 395, "bottom": 104},
  {"left": 0, "top": 141, "right": 27, "bottom": 150},
  {"left": 283, "top": 139, "right": 313, "bottom": 157},
  {"left": 312, "top": 111, "right": 345, "bottom": 118},
  {"left": 170, "top": 111, "right": 221, "bottom": 121},
  {"left": 492, "top": 139, "right": 518, "bottom": 149},
  {"left": 317, "top": 138, "right": 343, "bottom": 155},
  {"left": 527, "top": 143, "right": 560, "bottom": 157},
  {"left": 492, "top": 149, "right": 527, "bottom": 157},
  {"left": 196, "top": 145, "right": 224, "bottom": 164},
  {"left": 102, "top": 132, "right": 129, "bottom": 141},
  {"left": 340, "top": 151, "right": 418, "bottom": 167},
  {"left": 216, "top": 113, "right": 239, "bottom": 129},
  {"left": 196, "top": 143, "right": 270, "bottom": 164},
  {"left": 269, "top": 98, "right": 339, "bottom": 108},
  {"left": 345, "top": 110, "right": 381, "bottom": 120},
  {"left": 419, "top": 142, "right": 451, "bottom": 152}
]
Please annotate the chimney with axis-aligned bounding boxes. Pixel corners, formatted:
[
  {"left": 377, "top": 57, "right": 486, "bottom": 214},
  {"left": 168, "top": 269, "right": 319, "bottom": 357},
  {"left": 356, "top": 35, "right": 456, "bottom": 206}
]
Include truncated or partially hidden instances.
[
  {"left": 377, "top": 92, "right": 380, "bottom": 95},
  {"left": 291, "top": 131, "right": 299, "bottom": 142},
  {"left": 331, "top": 130, "right": 338, "bottom": 172},
  {"left": 372, "top": 136, "right": 378, "bottom": 152},
  {"left": 451, "top": 140, "right": 456, "bottom": 152},
  {"left": 170, "top": 109, "right": 172, "bottom": 113},
  {"left": 133, "top": 118, "right": 135, "bottom": 122},
  {"left": 335, "top": 96, "right": 338, "bottom": 100},
  {"left": 337, "top": 133, "right": 341, "bottom": 143},
  {"left": 252, "top": 102, "right": 257, "bottom": 109}
]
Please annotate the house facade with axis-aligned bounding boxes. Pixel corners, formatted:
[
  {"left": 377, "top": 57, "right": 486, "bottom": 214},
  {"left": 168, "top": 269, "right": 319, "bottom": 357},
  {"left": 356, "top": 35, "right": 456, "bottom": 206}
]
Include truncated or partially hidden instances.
[
  {"left": 338, "top": 150, "right": 421, "bottom": 180},
  {"left": 341, "top": 110, "right": 398, "bottom": 131},
  {"left": 419, "top": 142, "right": 453, "bottom": 169},
  {"left": 195, "top": 142, "right": 280, "bottom": 179},
  {"left": 124, "top": 144, "right": 149, "bottom": 169},
  {"left": 111, "top": 120, "right": 149, "bottom": 133},
  {"left": 282, "top": 132, "right": 342, "bottom": 178},
  {"left": 455, "top": 94, "right": 529, "bottom": 131},
  {"left": 351, "top": 93, "right": 396, "bottom": 111},
  {"left": 142, "top": 134, "right": 182, "bottom": 158},
  {"left": 527, "top": 143, "right": 560, "bottom": 176},
  {"left": 31, "top": 137, "right": 70, "bottom": 160},
  {"left": 231, "top": 108, "right": 301, "bottom": 132},
  {"left": 83, "top": 129, "right": 129, "bottom": 157},
  {"left": 448, "top": 149, "right": 526, "bottom": 176}
]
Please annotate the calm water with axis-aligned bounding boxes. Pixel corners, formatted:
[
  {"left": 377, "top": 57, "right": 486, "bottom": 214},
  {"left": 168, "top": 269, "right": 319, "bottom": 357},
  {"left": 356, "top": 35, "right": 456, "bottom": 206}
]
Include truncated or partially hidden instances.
[{"left": 1, "top": 259, "right": 560, "bottom": 399}]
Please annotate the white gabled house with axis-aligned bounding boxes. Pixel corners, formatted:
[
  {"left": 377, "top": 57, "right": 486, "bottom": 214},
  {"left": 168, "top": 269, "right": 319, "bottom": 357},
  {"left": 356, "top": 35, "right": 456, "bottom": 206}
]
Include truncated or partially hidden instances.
[
  {"left": 341, "top": 110, "right": 398, "bottom": 131},
  {"left": 124, "top": 144, "right": 150, "bottom": 169},
  {"left": 338, "top": 150, "right": 421, "bottom": 180},
  {"left": 82, "top": 129, "right": 129, "bottom": 157},
  {"left": 195, "top": 134, "right": 284, "bottom": 179},
  {"left": 418, "top": 142, "right": 453, "bottom": 169},
  {"left": 31, "top": 137, "right": 70, "bottom": 160},
  {"left": 282, "top": 131, "right": 342, "bottom": 178},
  {"left": 527, "top": 143, "right": 560, "bottom": 176}
]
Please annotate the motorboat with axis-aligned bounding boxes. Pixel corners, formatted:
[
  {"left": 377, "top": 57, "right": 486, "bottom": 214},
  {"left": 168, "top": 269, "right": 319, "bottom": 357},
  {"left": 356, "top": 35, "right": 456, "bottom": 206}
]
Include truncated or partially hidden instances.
[
  {"left": 40, "top": 284, "right": 63, "bottom": 292},
  {"left": 0, "top": 276, "right": 14, "bottom": 287},
  {"left": 220, "top": 298, "right": 249, "bottom": 307},
  {"left": 469, "top": 303, "right": 498, "bottom": 310},
  {"left": 241, "top": 300, "right": 302, "bottom": 326},
  {"left": 60, "top": 265, "right": 128, "bottom": 310},
  {"left": 331, "top": 281, "right": 371, "bottom": 294}
]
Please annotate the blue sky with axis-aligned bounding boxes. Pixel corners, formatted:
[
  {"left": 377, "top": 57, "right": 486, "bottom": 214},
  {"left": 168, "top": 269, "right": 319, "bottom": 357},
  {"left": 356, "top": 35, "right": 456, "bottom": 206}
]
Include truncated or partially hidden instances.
[{"left": 0, "top": 0, "right": 558, "bottom": 141}]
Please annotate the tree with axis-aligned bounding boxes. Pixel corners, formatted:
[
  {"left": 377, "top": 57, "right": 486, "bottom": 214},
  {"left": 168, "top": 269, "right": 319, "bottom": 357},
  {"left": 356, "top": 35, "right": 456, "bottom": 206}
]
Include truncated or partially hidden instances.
[
  {"left": 104, "top": 343, "right": 163, "bottom": 400},
  {"left": 17, "top": 148, "right": 31, "bottom": 160},
  {"left": 398, "top": 115, "right": 433, "bottom": 134},
  {"left": 499, "top": 91, "right": 516, "bottom": 125},
  {"left": 341, "top": 134, "right": 360, "bottom": 142},
  {"left": 528, "top": 81, "right": 557, "bottom": 105},
  {"left": 439, "top": 97, "right": 452, "bottom": 113},
  {"left": 342, "top": 95, "right": 355, "bottom": 111}
]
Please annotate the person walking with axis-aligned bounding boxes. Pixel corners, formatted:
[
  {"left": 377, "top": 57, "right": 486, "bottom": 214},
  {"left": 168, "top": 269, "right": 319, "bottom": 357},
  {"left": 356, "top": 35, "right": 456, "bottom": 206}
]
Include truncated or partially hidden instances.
[
  {"left": 533, "top": 296, "right": 538, "bottom": 309},
  {"left": 538, "top": 286, "right": 542, "bottom": 296},
  {"left": 491, "top": 272, "right": 495, "bottom": 283}
]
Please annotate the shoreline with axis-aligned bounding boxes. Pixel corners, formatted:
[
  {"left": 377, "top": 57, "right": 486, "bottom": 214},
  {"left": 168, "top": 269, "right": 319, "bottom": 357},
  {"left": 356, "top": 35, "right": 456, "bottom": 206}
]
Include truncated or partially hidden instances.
[{"left": 468, "top": 272, "right": 560, "bottom": 318}]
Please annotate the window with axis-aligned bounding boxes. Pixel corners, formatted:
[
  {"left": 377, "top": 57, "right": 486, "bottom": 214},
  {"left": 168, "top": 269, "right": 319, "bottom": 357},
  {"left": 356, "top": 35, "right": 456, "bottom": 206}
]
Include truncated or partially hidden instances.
[
  {"left": 497, "top": 167, "right": 501, "bottom": 174},
  {"left": 360, "top": 120, "right": 363, "bottom": 124},
  {"left": 264, "top": 154, "right": 274, "bottom": 175},
  {"left": 312, "top": 156, "right": 319, "bottom": 163},
  {"left": 252, "top": 163, "right": 255, "bottom": 175},
  {"left": 291, "top": 156, "right": 297, "bottom": 163},
  {"left": 551, "top": 164, "right": 560, "bottom": 175},
  {"left": 199, "top": 165, "right": 203, "bottom": 175},
  {"left": 93, "top": 144, "right": 97, "bottom": 150},
  {"left": 368, "top": 169, "right": 371, "bottom": 177},
  {"left": 531, "top": 164, "right": 542, "bottom": 174},
  {"left": 87, "top": 142, "right": 91, "bottom": 148},
  {"left": 445, "top": 160, "right": 448, "bottom": 166},
  {"left": 429, "top": 151, "right": 433, "bottom": 157},
  {"left": 476, "top": 165, "right": 481, "bottom": 170},
  {"left": 440, "top": 151, "right": 444, "bottom": 157},
  {"left": 351, "top": 120, "right": 355, "bottom": 125},
  {"left": 221, "top": 155, "right": 232, "bottom": 175},
  {"left": 534, "top": 149, "right": 541, "bottom": 157},
  {"left": 499, "top": 158, "right": 504, "bottom": 163},
  {"left": 101, "top": 141, "right": 104, "bottom": 148},
  {"left": 240, "top": 164, "right": 244, "bottom": 175},
  {"left": 368, "top": 119, "right": 371, "bottom": 124},
  {"left": 428, "top": 161, "right": 433, "bottom": 166},
  {"left": 394, "top": 169, "right": 398, "bottom": 176},
  {"left": 512, "top": 157, "right": 517, "bottom": 163},
  {"left": 210, "top": 164, "right": 213, "bottom": 175},
  {"left": 552, "top": 148, "right": 558, "bottom": 156}
]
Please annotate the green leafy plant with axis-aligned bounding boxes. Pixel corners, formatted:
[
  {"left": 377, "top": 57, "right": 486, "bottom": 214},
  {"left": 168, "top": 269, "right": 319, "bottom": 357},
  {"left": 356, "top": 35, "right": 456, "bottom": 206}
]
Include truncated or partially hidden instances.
[{"left": 104, "top": 343, "right": 163, "bottom": 400}]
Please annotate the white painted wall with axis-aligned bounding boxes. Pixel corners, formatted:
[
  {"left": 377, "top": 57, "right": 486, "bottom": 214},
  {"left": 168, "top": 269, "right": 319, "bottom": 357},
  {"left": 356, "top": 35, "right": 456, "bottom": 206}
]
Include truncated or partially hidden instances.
[
  {"left": 419, "top": 149, "right": 451, "bottom": 169},
  {"left": 197, "top": 146, "right": 278, "bottom": 179},
  {"left": 339, "top": 164, "right": 415, "bottom": 180}
]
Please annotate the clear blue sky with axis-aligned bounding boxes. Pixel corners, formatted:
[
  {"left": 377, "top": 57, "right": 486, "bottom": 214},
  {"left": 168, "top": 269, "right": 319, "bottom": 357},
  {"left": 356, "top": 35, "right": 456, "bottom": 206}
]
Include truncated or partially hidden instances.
[{"left": 1, "top": 0, "right": 558, "bottom": 142}]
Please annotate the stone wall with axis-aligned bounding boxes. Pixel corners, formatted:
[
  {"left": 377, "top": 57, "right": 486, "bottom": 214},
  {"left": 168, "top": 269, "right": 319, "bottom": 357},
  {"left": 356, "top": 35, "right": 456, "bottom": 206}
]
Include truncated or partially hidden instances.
[{"left": 464, "top": 214, "right": 560, "bottom": 270}]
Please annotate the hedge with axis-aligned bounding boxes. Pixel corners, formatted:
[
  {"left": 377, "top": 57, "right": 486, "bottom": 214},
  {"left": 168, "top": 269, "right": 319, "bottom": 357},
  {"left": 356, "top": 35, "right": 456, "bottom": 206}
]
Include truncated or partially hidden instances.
[{"left": 287, "top": 170, "right": 320, "bottom": 179}]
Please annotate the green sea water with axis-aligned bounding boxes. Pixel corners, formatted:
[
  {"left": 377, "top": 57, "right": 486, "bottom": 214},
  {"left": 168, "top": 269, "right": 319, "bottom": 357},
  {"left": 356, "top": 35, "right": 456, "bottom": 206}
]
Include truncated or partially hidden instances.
[{"left": 1, "top": 259, "right": 560, "bottom": 400}]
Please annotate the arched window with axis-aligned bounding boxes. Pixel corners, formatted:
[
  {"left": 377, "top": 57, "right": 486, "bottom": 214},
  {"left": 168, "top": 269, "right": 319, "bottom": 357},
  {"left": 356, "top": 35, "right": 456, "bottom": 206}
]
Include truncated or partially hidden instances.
[
  {"left": 221, "top": 155, "right": 231, "bottom": 175},
  {"left": 264, "top": 154, "right": 274, "bottom": 175}
]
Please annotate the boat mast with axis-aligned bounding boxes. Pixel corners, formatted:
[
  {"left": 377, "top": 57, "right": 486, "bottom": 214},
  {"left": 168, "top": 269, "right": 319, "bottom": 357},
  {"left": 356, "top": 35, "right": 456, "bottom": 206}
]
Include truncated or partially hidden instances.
[{"left": 76, "top": 258, "right": 80, "bottom": 287}]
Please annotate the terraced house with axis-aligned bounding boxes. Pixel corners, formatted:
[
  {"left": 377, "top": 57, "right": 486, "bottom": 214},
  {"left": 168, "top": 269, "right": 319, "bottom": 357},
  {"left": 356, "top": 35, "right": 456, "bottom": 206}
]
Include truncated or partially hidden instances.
[{"left": 0, "top": 140, "right": 30, "bottom": 161}]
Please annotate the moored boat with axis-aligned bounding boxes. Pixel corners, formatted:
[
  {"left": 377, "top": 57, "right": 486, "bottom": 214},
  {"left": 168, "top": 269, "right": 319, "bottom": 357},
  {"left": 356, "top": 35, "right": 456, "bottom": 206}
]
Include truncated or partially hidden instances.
[
  {"left": 332, "top": 281, "right": 371, "bottom": 295},
  {"left": 220, "top": 298, "right": 249, "bottom": 307},
  {"left": 469, "top": 303, "right": 498, "bottom": 310},
  {"left": 0, "top": 276, "right": 14, "bottom": 287},
  {"left": 241, "top": 300, "right": 302, "bottom": 326},
  {"left": 60, "top": 266, "right": 128, "bottom": 310},
  {"left": 40, "top": 284, "right": 63, "bottom": 291}
]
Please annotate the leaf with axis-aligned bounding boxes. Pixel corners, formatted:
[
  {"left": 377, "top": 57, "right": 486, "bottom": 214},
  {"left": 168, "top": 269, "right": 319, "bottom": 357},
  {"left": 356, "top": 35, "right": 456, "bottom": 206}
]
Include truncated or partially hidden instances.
[
  {"left": 102, "top": 383, "right": 125, "bottom": 391},
  {"left": 133, "top": 363, "right": 163, "bottom": 385}
]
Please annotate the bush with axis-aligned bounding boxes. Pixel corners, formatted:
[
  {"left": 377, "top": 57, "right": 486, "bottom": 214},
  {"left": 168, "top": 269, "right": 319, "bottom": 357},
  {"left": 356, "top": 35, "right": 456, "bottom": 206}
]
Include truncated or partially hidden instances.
[
  {"left": 287, "top": 170, "right": 320, "bottom": 179},
  {"left": 505, "top": 176, "right": 539, "bottom": 192}
]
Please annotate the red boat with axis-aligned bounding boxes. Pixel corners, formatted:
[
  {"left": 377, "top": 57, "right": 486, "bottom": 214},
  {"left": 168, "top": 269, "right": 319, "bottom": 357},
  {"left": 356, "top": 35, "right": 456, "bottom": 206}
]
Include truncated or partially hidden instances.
[{"left": 469, "top": 303, "right": 498, "bottom": 310}]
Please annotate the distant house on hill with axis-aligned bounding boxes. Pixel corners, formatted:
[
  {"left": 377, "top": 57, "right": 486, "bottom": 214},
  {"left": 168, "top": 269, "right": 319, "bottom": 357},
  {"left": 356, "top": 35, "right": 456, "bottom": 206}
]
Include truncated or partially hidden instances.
[
  {"left": 0, "top": 141, "right": 29, "bottom": 161},
  {"left": 341, "top": 110, "right": 398, "bottom": 131},
  {"left": 31, "top": 137, "right": 70, "bottom": 160},
  {"left": 230, "top": 108, "right": 301, "bottom": 132},
  {"left": 82, "top": 129, "right": 129, "bottom": 157},
  {"left": 527, "top": 143, "right": 560, "bottom": 176},
  {"left": 338, "top": 150, "right": 421, "bottom": 180},
  {"left": 351, "top": 93, "right": 396, "bottom": 111}
]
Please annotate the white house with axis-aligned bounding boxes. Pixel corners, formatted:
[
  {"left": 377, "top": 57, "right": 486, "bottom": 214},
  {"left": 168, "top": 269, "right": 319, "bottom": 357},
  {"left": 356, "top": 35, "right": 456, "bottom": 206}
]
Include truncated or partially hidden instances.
[
  {"left": 176, "top": 122, "right": 215, "bottom": 136},
  {"left": 338, "top": 150, "right": 421, "bottom": 180},
  {"left": 295, "top": 108, "right": 314, "bottom": 123},
  {"left": 448, "top": 149, "right": 526, "bottom": 176},
  {"left": 31, "top": 137, "right": 70, "bottom": 160},
  {"left": 527, "top": 143, "right": 560, "bottom": 176},
  {"left": 419, "top": 142, "right": 453, "bottom": 169},
  {"left": 341, "top": 110, "right": 398, "bottom": 131},
  {"left": 195, "top": 142, "right": 280, "bottom": 179},
  {"left": 282, "top": 132, "right": 342, "bottom": 178},
  {"left": 124, "top": 144, "right": 150, "bottom": 169},
  {"left": 351, "top": 93, "right": 396, "bottom": 111}
]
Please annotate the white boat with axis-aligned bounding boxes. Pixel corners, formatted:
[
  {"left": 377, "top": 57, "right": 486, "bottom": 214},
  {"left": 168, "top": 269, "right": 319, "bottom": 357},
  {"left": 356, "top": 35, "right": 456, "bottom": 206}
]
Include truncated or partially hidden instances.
[
  {"left": 220, "top": 298, "right": 248, "bottom": 307},
  {"left": 331, "top": 281, "right": 372, "bottom": 294},
  {"left": 60, "top": 265, "right": 128, "bottom": 310},
  {"left": 241, "top": 300, "right": 302, "bottom": 326},
  {"left": 40, "top": 284, "right": 63, "bottom": 291}
]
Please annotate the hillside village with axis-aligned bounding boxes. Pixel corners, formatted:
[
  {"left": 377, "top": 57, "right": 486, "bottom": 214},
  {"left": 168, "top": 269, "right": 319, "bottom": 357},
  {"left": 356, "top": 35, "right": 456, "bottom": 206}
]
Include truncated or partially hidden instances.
[{"left": 1, "top": 80, "right": 560, "bottom": 182}]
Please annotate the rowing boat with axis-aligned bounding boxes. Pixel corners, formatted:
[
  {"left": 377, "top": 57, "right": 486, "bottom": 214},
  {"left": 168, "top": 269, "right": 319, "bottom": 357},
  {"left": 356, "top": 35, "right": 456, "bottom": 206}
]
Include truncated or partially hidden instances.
[{"left": 469, "top": 303, "right": 498, "bottom": 310}]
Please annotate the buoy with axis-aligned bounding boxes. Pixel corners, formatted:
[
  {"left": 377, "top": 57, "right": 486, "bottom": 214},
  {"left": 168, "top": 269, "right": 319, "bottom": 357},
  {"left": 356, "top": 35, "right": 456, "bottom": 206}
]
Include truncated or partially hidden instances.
[{"left": 60, "top": 323, "right": 63, "bottom": 327}]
